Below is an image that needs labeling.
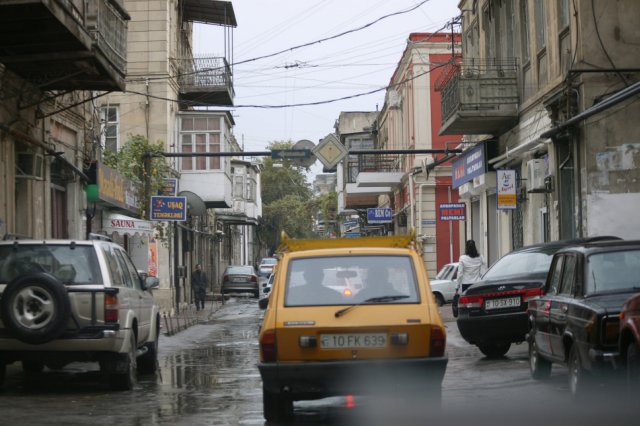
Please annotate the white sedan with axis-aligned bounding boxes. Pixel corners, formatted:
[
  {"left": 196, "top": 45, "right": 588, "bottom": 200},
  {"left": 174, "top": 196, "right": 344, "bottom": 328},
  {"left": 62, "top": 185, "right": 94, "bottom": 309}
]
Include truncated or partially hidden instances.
[{"left": 430, "top": 262, "right": 458, "bottom": 306}]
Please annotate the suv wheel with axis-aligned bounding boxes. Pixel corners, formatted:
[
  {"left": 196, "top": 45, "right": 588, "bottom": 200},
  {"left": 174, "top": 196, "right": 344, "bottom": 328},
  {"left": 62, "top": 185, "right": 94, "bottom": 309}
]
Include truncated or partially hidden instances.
[
  {"left": 478, "top": 342, "right": 511, "bottom": 358},
  {"left": 138, "top": 318, "right": 159, "bottom": 374},
  {"left": 263, "top": 387, "right": 293, "bottom": 421},
  {"left": 528, "top": 338, "right": 552, "bottom": 379},
  {"left": 0, "top": 273, "right": 70, "bottom": 344},
  {"left": 109, "top": 333, "right": 137, "bottom": 390},
  {"left": 434, "top": 293, "right": 445, "bottom": 307}
]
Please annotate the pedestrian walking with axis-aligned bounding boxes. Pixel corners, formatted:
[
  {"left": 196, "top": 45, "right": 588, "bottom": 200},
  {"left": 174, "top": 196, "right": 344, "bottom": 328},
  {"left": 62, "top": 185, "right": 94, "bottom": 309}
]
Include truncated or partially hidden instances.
[
  {"left": 452, "top": 240, "right": 487, "bottom": 317},
  {"left": 192, "top": 263, "right": 207, "bottom": 311}
]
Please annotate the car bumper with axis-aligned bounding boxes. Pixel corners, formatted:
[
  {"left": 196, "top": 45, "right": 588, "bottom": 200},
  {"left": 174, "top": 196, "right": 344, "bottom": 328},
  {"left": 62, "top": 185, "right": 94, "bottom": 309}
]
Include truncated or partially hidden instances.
[
  {"left": 258, "top": 356, "right": 448, "bottom": 399},
  {"left": 588, "top": 348, "right": 620, "bottom": 368},
  {"left": 456, "top": 310, "right": 529, "bottom": 345},
  {"left": 221, "top": 283, "right": 259, "bottom": 294}
]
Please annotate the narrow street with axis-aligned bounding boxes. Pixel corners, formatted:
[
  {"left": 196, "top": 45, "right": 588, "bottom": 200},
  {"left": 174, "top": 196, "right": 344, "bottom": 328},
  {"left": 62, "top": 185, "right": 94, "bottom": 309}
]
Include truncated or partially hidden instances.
[{"left": 0, "top": 298, "right": 636, "bottom": 425}]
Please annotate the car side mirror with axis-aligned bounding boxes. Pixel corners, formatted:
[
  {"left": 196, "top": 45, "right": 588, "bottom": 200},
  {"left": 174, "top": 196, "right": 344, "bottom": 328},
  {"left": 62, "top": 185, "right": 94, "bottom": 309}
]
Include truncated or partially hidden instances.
[
  {"left": 144, "top": 276, "right": 160, "bottom": 291},
  {"left": 258, "top": 296, "right": 269, "bottom": 309}
]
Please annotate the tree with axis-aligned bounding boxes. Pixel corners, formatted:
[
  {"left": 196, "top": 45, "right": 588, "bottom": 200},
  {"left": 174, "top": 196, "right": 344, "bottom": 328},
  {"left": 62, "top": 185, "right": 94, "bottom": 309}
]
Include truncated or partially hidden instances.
[
  {"left": 308, "top": 191, "right": 338, "bottom": 237},
  {"left": 260, "top": 141, "right": 312, "bottom": 205},
  {"left": 102, "top": 134, "right": 174, "bottom": 220}
]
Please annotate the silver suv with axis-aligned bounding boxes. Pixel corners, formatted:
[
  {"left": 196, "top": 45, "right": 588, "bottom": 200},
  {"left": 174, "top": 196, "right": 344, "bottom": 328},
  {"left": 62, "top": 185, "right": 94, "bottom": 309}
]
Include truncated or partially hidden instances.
[{"left": 0, "top": 236, "right": 160, "bottom": 390}]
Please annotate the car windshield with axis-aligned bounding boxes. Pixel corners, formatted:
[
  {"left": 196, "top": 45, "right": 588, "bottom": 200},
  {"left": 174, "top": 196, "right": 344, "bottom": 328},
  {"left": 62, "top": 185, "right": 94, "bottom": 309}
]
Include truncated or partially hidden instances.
[
  {"left": 226, "top": 266, "right": 254, "bottom": 275},
  {"left": 586, "top": 249, "right": 640, "bottom": 294},
  {"left": 0, "top": 244, "right": 102, "bottom": 285},
  {"left": 482, "top": 250, "right": 554, "bottom": 280},
  {"left": 261, "top": 258, "right": 277, "bottom": 265},
  {"left": 284, "top": 255, "right": 419, "bottom": 307}
]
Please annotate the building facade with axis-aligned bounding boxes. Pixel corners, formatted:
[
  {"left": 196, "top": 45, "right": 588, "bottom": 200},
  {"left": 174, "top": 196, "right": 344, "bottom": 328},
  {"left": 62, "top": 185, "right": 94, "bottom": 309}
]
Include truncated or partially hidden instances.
[{"left": 439, "top": 0, "right": 640, "bottom": 263}]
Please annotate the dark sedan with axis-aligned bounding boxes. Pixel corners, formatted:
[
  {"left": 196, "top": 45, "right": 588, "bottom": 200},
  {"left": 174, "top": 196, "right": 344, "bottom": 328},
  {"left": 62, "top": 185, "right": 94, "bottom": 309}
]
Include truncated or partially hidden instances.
[
  {"left": 528, "top": 240, "right": 640, "bottom": 398},
  {"left": 457, "top": 237, "right": 620, "bottom": 358},
  {"left": 221, "top": 265, "right": 259, "bottom": 298}
]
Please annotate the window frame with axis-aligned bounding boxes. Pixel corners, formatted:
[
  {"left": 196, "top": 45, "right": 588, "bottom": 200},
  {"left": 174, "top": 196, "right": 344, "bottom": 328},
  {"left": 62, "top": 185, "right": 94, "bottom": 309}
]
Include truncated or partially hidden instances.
[{"left": 100, "top": 106, "right": 119, "bottom": 152}]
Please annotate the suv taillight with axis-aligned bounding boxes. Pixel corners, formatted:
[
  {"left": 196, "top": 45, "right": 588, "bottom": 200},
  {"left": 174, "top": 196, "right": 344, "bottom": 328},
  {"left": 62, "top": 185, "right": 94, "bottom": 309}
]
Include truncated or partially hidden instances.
[
  {"left": 429, "top": 325, "right": 446, "bottom": 357},
  {"left": 260, "top": 329, "right": 277, "bottom": 362},
  {"left": 104, "top": 293, "right": 119, "bottom": 323}
]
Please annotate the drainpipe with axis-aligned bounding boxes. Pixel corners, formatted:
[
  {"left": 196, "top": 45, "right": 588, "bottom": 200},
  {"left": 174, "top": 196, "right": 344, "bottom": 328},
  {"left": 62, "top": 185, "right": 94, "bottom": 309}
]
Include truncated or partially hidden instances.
[
  {"left": 408, "top": 173, "right": 415, "bottom": 232},
  {"left": 417, "top": 182, "right": 436, "bottom": 238}
]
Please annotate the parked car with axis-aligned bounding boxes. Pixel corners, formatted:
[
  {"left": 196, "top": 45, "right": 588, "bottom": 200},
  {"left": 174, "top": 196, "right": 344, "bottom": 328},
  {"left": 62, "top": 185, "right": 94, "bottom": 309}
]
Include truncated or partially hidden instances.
[
  {"left": 430, "top": 262, "right": 458, "bottom": 306},
  {"left": 262, "top": 272, "right": 275, "bottom": 297},
  {"left": 456, "top": 237, "right": 620, "bottom": 358},
  {"left": 620, "top": 292, "right": 640, "bottom": 392},
  {"left": 221, "top": 265, "right": 259, "bottom": 298},
  {"left": 258, "top": 257, "right": 277, "bottom": 278},
  {"left": 528, "top": 239, "right": 640, "bottom": 398},
  {"left": 257, "top": 232, "right": 447, "bottom": 421},
  {"left": 0, "top": 236, "right": 160, "bottom": 390}
]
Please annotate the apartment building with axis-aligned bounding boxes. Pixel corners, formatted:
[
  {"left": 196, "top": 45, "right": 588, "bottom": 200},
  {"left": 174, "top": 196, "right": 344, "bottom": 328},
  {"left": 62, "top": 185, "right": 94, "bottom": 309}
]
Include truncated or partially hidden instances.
[{"left": 438, "top": 0, "right": 640, "bottom": 262}]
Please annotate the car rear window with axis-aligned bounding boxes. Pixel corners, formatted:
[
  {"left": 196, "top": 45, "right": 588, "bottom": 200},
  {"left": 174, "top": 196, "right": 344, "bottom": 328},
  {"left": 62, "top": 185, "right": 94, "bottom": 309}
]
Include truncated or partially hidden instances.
[
  {"left": 284, "top": 255, "right": 419, "bottom": 306},
  {"left": 0, "top": 245, "right": 102, "bottom": 285},
  {"left": 586, "top": 249, "right": 640, "bottom": 294},
  {"left": 226, "top": 266, "right": 254, "bottom": 275},
  {"left": 483, "top": 251, "right": 554, "bottom": 280},
  {"left": 261, "top": 258, "right": 277, "bottom": 265}
]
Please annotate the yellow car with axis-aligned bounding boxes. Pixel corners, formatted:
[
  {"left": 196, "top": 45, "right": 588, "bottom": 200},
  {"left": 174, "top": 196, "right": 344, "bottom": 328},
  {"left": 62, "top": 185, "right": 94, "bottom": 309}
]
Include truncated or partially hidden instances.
[{"left": 257, "top": 232, "right": 448, "bottom": 421}]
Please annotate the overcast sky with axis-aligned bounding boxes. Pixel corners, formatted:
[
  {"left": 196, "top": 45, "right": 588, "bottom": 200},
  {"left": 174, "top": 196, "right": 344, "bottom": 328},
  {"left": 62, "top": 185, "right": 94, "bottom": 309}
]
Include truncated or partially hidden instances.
[{"left": 194, "top": 0, "right": 460, "bottom": 175}]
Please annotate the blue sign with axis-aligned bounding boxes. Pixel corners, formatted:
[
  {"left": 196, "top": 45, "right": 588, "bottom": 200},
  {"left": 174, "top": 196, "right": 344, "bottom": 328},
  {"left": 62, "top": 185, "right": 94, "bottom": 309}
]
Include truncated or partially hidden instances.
[
  {"left": 367, "top": 208, "right": 392, "bottom": 224},
  {"left": 150, "top": 196, "right": 187, "bottom": 221},
  {"left": 158, "top": 178, "right": 178, "bottom": 196},
  {"left": 439, "top": 203, "right": 466, "bottom": 220},
  {"left": 343, "top": 220, "right": 358, "bottom": 227},
  {"left": 452, "top": 144, "right": 486, "bottom": 188}
]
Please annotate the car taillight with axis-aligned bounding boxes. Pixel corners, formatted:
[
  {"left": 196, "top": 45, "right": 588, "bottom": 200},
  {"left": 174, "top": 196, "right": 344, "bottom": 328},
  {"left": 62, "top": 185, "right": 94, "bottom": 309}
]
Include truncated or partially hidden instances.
[
  {"left": 523, "top": 287, "right": 543, "bottom": 302},
  {"left": 459, "top": 294, "right": 483, "bottom": 308},
  {"left": 222, "top": 275, "right": 229, "bottom": 283},
  {"left": 250, "top": 275, "right": 257, "bottom": 283},
  {"left": 429, "top": 325, "right": 446, "bottom": 357},
  {"left": 104, "top": 293, "right": 119, "bottom": 323},
  {"left": 260, "top": 329, "right": 277, "bottom": 362}
]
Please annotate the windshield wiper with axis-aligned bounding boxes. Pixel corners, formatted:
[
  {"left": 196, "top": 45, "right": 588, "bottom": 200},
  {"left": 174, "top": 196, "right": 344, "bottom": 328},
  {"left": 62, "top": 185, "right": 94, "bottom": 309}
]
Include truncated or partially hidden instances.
[{"left": 334, "top": 295, "right": 409, "bottom": 318}]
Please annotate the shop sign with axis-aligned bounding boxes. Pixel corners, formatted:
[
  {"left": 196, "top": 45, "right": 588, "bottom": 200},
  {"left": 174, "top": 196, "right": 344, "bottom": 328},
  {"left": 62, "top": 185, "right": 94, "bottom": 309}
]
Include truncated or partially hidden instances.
[
  {"left": 367, "top": 208, "right": 392, "bottom": 224},
  {"left": 158, "top": 178, "right": 178, "bottom": 196},
  {"left": 96, "top": 163, "right": 139, "bottom": 213},
  {"left": 439, "top": 203, "right": 466, "bottom": 220},
  {"left": 102, "top": 213, "right": 154, "bottom": 235},
  {"left": 452, "top": 144, "right": 486, "bottom": 188},
  {"left": 497, "top": 169, "right": 517, "bottom": 210},
  {"left": 150, "top": 196, "right": 187, "bottom": 221}
]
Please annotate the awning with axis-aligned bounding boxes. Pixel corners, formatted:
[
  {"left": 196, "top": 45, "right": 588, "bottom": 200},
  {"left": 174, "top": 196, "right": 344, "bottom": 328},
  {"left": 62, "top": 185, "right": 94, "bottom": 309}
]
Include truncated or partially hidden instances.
[
  {"left": 181, "top": 0, "right": 237, "bottom": 26},
  {"left": 102, "top": 213, "right": 154, "bottom": 237}
]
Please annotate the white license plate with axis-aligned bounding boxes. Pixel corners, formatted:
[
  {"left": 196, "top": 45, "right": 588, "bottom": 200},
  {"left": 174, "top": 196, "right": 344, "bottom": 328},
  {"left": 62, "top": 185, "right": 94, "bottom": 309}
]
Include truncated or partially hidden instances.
[
  {"left": 320, "top": 333, "right": 387, "bottom": 349},
  {"left": 485, "top": 296, "right": 521, "bottom": 310}
]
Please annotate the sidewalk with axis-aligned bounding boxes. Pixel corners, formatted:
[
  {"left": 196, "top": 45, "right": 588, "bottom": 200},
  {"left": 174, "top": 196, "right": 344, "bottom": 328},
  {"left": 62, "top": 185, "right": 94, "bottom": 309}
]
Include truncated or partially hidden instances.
[{"left": 160, "top": 298, "right": 224, "bottom": 336}]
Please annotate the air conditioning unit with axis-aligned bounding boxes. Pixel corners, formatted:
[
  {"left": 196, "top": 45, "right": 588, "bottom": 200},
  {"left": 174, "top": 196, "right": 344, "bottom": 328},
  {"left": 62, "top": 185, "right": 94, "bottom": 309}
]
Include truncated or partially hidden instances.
[
  {"left": 16, "top": 152, "right": 44, "bottom": 180},
  {"left": 527, "top": 159, "right": 547, "bottom": 192},
  {"left": 473, "top": 172, "right": 496, "bottom": 192},
  {"left": 458, "top": 182, "right": 474, "bottom": 199}
]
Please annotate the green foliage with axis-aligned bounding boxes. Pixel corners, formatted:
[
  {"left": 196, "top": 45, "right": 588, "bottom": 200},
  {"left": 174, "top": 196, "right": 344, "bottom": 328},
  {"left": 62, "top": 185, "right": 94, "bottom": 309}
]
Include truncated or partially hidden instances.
[
  {"left": 260, "top": 141, "right": 312, "bottom": 205},
  {"left": 259, "top": 195, "right": 314, "bottom": 253},
  {"left": 308, "top": 191, "right": 338, "bottom": 237},
  {"left": 102, "top": 134, "right": 173, "bottom": 220}
]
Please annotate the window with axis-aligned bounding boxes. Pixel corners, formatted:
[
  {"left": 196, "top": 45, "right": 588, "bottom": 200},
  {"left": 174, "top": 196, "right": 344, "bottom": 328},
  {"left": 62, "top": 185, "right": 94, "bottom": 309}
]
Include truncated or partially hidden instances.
[
  {"left": 520, "top": 0, "right": 530, "bottom": 63},
  {"left": 558, "top": 0, "right": 571, "bottom": 74},
  {"left": 534, "top": 0, "right": 548, "bottom": 87},
  {"left": 558, "top": 255, "right": 576, "bottom": 295},
  {"left": 179, "top": 116, "right": 223, "bottom": 171},
  {"left": 558, "top": 0, "right": 570, "bottom": 29},
  {"left": 247, "top": 176, "right": 256, "bottom": 201},
  {"left": 233, "top": 175, "right": 243, "bottom": 198},
  {"left": 100, "top": 106, "right": 119, "bottom": 152},
  {"left": 547, "top": 256, "right": 564, "bottom": 295}
]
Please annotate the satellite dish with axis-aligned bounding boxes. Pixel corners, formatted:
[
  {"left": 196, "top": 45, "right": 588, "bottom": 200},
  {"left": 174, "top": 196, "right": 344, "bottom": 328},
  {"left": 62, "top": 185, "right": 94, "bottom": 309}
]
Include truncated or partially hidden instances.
[
  {"left": 179, "top": 190, "right": 207, "bottom": 216},
  {"left": 292, "top": 139, "right": 317, "bottom": 168}
]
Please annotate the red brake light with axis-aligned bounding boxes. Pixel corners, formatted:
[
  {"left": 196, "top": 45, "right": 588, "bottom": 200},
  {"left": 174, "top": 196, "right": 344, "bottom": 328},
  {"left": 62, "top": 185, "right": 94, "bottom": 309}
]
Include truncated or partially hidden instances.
[
  {"left": 260, "top": 329, "right": 277, "bottom": 362},
  {"left": 104, "top": 293, "right": 119, "bottom": 323},
  {"left": 251, "top": 275, "right": 258, "bottom": 283},
  {"left": 459, "top": 294, "right": 483, "bottom": 308},
  {"left": 222, "top": 275, "right": 229, "bottom": 283},
  {"left": 523, "top": 287, "right": 543, "bottom": 302},
  {"left": 429, "top": 325, "right": 446, "bottom": 357}
]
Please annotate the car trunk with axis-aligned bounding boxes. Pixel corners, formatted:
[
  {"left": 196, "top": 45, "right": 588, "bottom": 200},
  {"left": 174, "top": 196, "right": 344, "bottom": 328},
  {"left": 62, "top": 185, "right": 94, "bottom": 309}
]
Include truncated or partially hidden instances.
[{"left": 274, "top": 305, "right": 432, "bottom": 361}]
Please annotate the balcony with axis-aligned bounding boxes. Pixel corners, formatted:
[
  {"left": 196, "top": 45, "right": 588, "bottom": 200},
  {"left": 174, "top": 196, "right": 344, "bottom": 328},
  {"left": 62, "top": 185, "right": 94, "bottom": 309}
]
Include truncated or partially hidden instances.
[
  {"left": 173, "top": 56, "right": 234, "bottom": 106},
  {"left": 438, "top": 59, "right": 519, "bottom": 136},
  {"left": 344, "top": 154, "right": 400, "bottom": 208},
  {"left": 216, "top": 199, "right": 259, "bottom": 226},
  {"left": 0, "top": 0, "right": 129, "bottom": 91},
  {"left": 180, "top": 170, "right": 232, "bottom": 209}
]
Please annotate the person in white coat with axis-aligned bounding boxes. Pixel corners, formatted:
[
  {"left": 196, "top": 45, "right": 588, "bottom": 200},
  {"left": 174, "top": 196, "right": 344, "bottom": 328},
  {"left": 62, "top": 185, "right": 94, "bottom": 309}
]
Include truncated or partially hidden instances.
[{"left": 452, "top": 240, "right": 487, "bottom": 317}]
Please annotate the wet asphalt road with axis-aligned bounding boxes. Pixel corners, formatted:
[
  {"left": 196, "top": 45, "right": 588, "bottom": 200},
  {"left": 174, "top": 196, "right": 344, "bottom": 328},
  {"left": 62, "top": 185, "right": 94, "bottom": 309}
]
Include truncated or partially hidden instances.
[{"left": 0, "top": 297, "right": 637, "bottom": 425}]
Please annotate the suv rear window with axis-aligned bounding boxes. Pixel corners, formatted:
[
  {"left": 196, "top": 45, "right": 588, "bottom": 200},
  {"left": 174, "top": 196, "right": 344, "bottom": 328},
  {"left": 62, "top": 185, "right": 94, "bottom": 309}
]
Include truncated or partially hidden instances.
[
  {"left": 284, "top": 255, "right": 419, "bottom": 306},
  {"left": 0, "top": 245, "right": 102, "bottom": 285}
]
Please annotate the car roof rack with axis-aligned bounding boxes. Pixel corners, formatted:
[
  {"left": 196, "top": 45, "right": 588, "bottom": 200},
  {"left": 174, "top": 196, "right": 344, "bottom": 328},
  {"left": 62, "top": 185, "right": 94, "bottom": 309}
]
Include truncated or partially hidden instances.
[
  {"left": 88, "top": 233, "right": 113, "bottom": 242},
  {"left": 277, "top": 229, "right": 421, "bottom": 254},
  {"left": 2, "top": 233, "right": 32, "bottom": 240}
]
